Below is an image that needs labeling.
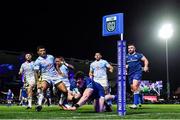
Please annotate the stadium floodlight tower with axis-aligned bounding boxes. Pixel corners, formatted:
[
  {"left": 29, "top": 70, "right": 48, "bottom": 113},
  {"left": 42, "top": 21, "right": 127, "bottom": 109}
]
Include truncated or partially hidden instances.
[
  {"left": 102, "top": 13, "right": 126, "bottom": 116},
  {"left": 158, "top": 23, "right": 173, "bottom": 100}
]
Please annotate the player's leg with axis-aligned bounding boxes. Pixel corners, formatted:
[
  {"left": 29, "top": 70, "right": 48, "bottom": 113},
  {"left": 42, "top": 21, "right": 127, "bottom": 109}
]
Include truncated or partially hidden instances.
[
  {"left": 21, "top": 97, "right": 27, "bottom": 106},
  {"left": 19, "top": 97, "right": 23, "bottom": 106},
  {"left": 98, "top": 97, "right": 105, "bottom": 112},
  {"left": 128, "top": 73, "right": 142, "bottom": 109},
  {"left": 105, "top": 94, "right": 117, "bottom": 103},
  {"left": 36, "top": 80, "right": 49, "bottom": 111},
  {"left": 59, "top": 79, "right": 72, "bottom": 107},
  {"left": 103, "top": 86, "right": 113, "bottom": 112},
  {"left": 43, "top": 98, "right": 47, "bottom": 105},
  {"left": 96, "top": 84, "right": 106, "bottom": 112},
  {"left": 93, "top": 97, "right": 105, "bottom": 112},
  {"left": 46, "top": 95, "right": 51, "bottom": 106},
  {"left": 67, "top": 91, "right": 74, "bottom": 101},
  {"left": 96, "top": 79, "right": 112, "bottom": 112},
  {"left": 131, "top": 80, "right": 140, "bottom": 92},
  {"left": 130, "top": 79, "right": 140, "bottom": 109},
  {"left": 48, "top": 98, "right": 52, "bottom": 106},
  {"left": 7, "top": 100, "right": 11, "bottom": 107},
  {"left": 27, "top": 79, "right": 35, "bottom": 109},
  {"left": 55, "top": 81, "right": 70, "bottom": 109},
  {"left": 27, "top": 86, "right": 33, "bottom": 109},
  {"left": 94, "top": 99, "right": 99, "bottom": 112}
]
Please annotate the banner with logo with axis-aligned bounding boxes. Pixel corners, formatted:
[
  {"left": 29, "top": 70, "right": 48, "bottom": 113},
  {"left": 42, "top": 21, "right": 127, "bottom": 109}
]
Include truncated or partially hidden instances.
[{"left": 102, "top": 13, "right": 124, "bottom": 36}]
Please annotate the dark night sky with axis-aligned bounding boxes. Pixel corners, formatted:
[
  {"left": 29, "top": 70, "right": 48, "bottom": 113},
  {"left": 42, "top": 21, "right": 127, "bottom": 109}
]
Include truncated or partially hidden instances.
[{"left": 1, "top": 0, "right": 180, "bottom": 91}]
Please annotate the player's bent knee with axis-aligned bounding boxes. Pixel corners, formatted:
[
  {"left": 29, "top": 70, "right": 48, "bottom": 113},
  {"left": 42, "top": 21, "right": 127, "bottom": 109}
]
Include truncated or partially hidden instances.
[
  {"left": 56, "top": 82, "right": 68, "bottom": 93},
  {"left": 41, "top": 81, "right": 49, "bottom": 91},
  {"left": 132, "top": 85, "right": 138, "bottom": 91}
]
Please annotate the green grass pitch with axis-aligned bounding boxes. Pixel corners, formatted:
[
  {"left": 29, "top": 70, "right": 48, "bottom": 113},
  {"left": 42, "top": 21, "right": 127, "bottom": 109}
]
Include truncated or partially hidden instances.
[{"left": 0, "top": 104, "right": 180, "bottom": 119}]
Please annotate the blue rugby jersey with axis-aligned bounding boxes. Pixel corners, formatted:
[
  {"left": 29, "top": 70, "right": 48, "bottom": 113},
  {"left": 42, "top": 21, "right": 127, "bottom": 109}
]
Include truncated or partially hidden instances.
[
  {"left": 126, "top": 52, "right": 143, "bottom": 75},
  {"left": 70, "top": 77, "right": 105, "bottom": 99}
]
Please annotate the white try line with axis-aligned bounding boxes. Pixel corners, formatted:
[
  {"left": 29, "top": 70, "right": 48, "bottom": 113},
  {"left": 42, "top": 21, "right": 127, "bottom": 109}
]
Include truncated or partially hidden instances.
[{"left": 134, "top": 112, "right": 180, "bottom": 116}]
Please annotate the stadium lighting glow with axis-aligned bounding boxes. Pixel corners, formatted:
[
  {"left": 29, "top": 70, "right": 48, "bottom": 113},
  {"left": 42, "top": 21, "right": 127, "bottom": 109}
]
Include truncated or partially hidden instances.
[
  {"left": 158, "top": 23, "right": 173, "bottom": 100},
  {"left": 158, "top": 24, "right": 173, "bottom": 39}
]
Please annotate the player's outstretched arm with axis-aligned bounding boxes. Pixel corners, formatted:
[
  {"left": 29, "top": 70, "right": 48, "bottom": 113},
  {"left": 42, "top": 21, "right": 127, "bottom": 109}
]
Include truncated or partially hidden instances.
[{"left": 68, "top": 88, "right": 93, "bottom": 111}]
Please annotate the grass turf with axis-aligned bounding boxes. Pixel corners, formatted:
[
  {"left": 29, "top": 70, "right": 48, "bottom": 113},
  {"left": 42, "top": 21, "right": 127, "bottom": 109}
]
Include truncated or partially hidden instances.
[{"left": 0, "top": 104, "right": 180, "bottom": 119}]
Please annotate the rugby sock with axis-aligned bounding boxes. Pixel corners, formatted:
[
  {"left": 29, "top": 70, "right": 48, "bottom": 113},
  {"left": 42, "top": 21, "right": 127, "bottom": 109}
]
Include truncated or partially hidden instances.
[
  {"left": 37, "top": 88, "right": 41, "bottom": 94},
  {"left": 38, "top": 90, "right": 44, "bottom": 106},
  {"left": 139, "top": 93, "right": 142, "bottom": 104},
  {"left": 59, "top": 93, "right": 64, "bottom": 105},
  {"left": 28, "top": 97, "right": 32, "bottom": 107},
  {"left": 133, "top": 91, "right": 140, "bottom": 105},
  {"left": 62, "top": 92, "right": 68, "bottom": 105}
]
